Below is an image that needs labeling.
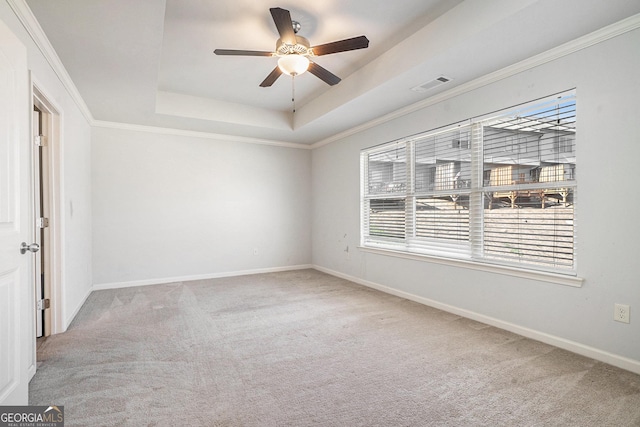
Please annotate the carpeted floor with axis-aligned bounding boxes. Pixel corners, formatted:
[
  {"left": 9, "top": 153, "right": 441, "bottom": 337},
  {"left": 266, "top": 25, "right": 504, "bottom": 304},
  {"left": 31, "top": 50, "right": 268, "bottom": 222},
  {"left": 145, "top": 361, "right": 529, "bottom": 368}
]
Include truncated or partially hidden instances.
[{"left": 30, "top": 269, "right": 640, "bottom": 426}]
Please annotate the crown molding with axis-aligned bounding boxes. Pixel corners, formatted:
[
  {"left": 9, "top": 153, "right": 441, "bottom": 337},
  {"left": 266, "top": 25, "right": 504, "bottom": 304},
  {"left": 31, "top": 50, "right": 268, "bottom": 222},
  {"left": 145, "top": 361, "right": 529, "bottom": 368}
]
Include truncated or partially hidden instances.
[
  {"left": 9, "top": 0, "right": 306, "bottom": 149},
  {"left": 9, "top": 0, "right": 639, "bottom": 150},
  {"left": 92, "top": 120, "right": 311, "bottom": 150},
  {"left": 7, "top": 0, "right": 94, "bottom": 124},
  {"left": 310, "top": 12, "right": 640, "bottom": 150}
]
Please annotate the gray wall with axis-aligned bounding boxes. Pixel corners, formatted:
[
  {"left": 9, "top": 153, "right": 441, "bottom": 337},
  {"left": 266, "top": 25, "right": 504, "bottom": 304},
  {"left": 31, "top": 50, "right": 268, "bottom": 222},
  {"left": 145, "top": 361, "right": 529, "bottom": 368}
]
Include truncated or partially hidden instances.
[
  {"left": 312, "top": 29, "right": 640, "bottom": 363},
  {"left": 92, "top": 127, "right": 312, "bottom": 286}
]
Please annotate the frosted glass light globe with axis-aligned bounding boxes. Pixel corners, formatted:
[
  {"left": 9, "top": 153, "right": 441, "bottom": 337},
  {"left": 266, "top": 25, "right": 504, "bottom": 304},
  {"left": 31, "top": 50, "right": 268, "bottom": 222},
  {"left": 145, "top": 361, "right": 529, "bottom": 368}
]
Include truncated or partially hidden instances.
[{"left": 277, "top": 55, "right": 310, "bottom": 76}]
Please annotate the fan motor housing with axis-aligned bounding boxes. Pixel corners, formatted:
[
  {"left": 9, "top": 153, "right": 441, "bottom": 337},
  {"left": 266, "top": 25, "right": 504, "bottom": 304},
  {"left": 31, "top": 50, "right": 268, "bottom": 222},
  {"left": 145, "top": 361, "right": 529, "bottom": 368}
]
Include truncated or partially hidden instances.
[{"left": 275, "top": 36, "right": 311, "bottom": 56}]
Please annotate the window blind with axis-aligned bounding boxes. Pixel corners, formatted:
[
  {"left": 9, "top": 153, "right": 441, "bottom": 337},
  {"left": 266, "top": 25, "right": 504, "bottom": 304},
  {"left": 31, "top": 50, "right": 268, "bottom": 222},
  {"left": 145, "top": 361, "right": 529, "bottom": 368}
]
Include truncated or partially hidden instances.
[
  {"left": 363, "top": 144, "right": 408, "bottom": 241},
  {"left": 481, "top": 94, "right": 576, "bottom": 269},
  {"left": 361, "top": 90, "right": 577, "bottom": 274}
]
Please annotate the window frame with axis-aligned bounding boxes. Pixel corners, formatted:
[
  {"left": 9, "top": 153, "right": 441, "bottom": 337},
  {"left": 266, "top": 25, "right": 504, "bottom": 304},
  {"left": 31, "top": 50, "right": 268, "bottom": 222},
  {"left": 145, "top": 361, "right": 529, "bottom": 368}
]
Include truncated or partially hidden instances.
[{"left": 360, "top": 91, "right": 580, "bottom": 284}]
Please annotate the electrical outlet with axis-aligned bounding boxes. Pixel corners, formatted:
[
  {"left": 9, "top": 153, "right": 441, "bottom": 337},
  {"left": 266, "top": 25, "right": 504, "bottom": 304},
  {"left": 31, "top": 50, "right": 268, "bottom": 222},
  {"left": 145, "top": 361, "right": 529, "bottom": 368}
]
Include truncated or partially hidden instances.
[{"left": 614, "top": 304, "right": 630, "bottom": 324}]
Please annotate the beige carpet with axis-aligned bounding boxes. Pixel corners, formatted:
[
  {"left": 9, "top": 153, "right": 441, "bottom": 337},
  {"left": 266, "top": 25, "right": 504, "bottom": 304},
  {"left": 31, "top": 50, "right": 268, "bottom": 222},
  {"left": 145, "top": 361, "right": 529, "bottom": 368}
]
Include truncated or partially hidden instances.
[{"left": 30, "top": 269, "right": 640, "bottom": 426}]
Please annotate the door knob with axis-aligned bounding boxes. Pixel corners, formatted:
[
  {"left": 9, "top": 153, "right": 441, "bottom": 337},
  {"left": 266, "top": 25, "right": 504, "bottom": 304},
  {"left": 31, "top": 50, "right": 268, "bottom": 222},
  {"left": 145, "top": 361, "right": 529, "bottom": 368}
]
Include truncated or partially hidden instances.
[{"left": 20, "top": 242, "right": 40, "bottom": 254}]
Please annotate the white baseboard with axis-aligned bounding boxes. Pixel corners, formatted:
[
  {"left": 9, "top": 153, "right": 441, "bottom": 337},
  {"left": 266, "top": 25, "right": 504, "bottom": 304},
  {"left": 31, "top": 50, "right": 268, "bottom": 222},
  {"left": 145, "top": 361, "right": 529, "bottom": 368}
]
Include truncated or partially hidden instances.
[
  {"left": 92, "top": 264, "right": 314, "bottom": 291},
  {"left": 28, "top": 364, "right": 36, "bottom": 381},
  {"left": 63, "top": 286, "right": 93, "bottom": 332},
  {"left": 313, "top": 265, "right": 640, "bottom": 376}
]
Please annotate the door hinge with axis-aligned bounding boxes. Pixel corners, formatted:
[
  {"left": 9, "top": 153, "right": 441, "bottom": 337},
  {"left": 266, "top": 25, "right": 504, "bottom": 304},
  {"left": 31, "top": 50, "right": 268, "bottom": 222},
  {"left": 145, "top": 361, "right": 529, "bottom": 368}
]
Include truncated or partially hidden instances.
[
  {"left": 37, "top": 299, "right": 50, "bottom": 310},
  {"left": 37, "top": 217, "right": 50, "bottom": 228},
  {"left": 34, "top": 135, "right": 46, "bottom": 146}
]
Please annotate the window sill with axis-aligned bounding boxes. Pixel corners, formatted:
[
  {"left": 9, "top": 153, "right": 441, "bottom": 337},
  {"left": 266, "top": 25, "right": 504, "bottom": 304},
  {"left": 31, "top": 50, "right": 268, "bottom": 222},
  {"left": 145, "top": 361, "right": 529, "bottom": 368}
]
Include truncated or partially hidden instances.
[{"left": 358, "top": 246, "right": 584, "bottom": 288}]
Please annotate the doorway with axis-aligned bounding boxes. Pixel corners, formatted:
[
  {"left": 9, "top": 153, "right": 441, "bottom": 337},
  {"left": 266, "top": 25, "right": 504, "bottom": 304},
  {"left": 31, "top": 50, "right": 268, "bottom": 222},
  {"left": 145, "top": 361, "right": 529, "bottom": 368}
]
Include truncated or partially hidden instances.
[
  {"left": 32, "top": 84, "right": 62, "bottom": 340},
  {"left": 32, "top": 106, "right": 49, "bottom": 338}
]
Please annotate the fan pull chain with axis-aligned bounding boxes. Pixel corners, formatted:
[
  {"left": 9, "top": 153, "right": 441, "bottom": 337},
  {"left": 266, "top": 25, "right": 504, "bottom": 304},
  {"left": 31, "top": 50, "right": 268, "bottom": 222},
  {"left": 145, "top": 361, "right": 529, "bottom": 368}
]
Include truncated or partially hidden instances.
[{"left": 292, "top": 75, "right": 296, "bottom": 113}]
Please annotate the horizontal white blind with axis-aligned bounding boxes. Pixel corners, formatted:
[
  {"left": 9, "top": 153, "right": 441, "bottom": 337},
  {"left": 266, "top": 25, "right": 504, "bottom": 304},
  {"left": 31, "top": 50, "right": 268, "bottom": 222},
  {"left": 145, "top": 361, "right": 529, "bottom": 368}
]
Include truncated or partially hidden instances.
[
  {"left": 364, "top": 144, "right": 408, "bottom": 240},
  {"left": 483, "top": 195, "right": 574, "bottom": 268},
  {"left": 414, "top": 126, "right": 472, "bottom": 194},
  {"left": 361, "top": 90, "right": 577, "bottom": 275},
  {"left": 415, "top": 197, "right": 469, "bottom": 242},
  {"left": 366, "top": 144, "right": 407, "bottom": 195},
  {"left": 412, "top": 126, "right": 473, "bottom": 256},
  {"left": 481, "top": 94, "right": 576, "bottom": 270},
  {"left": 367, "top": 199, "right": 406, "bottom": 239}
]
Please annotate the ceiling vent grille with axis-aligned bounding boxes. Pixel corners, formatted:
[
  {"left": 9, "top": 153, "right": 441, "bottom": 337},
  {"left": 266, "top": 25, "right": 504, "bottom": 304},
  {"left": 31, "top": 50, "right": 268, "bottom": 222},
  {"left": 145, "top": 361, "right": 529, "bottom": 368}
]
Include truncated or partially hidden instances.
[{"left": 411, "top": 76, "right": 452, "bottom": 93}]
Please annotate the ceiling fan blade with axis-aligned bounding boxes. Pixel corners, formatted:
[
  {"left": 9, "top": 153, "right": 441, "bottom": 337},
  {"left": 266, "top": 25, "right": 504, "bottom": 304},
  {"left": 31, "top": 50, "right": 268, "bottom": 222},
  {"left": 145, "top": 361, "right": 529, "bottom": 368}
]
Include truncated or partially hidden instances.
[
  {"left": 311, "top": 35, "right": 369, "bottom": 56},
  {"left": 308, "top": 61, "right": 341, "bottom": 86},
  {"left": 260, "top": 67, "right": 283, "bottom": 87},
  {"left": 214, "top": 49, "right": 273, "bottom": 57},
  {"left": 270, "top": 7, "right": 296, "bottom": 45}
]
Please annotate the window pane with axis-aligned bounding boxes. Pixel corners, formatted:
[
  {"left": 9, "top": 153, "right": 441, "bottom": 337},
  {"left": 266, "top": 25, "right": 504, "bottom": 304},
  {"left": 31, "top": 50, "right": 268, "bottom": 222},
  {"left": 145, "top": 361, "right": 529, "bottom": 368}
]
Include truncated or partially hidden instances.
[
  {"left": 367, "top": 145, "right": 407, "bottom": 195},
  {"left": 483, "top": 192, "right": 574, "bottom": 268},
  {"left": 416, "top": 196, "right": 469, "bottom": 241},
  {"left": 484, "top": 99, "right": 576, "bottom": 188},
  {"left": 415, "top": 127, "right": 472, "bottom": 193},
  {"left": 368, "top": 199, "right": 406, "bottom": 238}
]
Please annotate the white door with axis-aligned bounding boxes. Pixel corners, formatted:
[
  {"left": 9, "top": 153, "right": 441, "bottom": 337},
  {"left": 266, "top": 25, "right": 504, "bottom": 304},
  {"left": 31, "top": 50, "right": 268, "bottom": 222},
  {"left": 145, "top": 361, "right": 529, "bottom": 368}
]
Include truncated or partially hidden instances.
[{"left": 0, "top": 19, "right": 33, "bottom": 405}]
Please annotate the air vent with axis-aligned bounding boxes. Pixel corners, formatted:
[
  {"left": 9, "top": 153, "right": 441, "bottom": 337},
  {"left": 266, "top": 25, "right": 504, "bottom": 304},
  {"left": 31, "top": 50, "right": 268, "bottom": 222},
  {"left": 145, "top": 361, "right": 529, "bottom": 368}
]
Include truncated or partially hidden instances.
[{"left": 411, "top": 76, "right": 452, "bottom": 93}]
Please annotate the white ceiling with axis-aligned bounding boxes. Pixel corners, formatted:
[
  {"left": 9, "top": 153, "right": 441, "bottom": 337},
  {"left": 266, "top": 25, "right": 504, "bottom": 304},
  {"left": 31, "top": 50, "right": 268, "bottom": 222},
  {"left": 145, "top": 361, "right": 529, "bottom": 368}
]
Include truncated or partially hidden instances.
[{"left": 24, "top": 0, "right": 640, "bottom": 145}]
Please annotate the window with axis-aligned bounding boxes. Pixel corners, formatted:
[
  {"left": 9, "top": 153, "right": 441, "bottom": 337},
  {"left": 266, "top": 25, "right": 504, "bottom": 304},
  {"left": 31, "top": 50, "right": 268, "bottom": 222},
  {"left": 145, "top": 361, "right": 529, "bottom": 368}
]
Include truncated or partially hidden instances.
[
  {"left": 361, "top": 91, "right": 577, "bottom": 274},
  {"left": 365, "top": 144, "right": 408, "bottom": 240}
]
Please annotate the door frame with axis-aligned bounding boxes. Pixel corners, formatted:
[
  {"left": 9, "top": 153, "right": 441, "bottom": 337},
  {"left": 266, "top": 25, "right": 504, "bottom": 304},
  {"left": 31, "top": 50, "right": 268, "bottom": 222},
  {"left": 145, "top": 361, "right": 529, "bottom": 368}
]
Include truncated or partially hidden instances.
[
  {"left": 31, "top": 79, "right": 64, "bottom": 340},
  {"left": 32, "top": 106, "right": 44, "bottom": 339}
]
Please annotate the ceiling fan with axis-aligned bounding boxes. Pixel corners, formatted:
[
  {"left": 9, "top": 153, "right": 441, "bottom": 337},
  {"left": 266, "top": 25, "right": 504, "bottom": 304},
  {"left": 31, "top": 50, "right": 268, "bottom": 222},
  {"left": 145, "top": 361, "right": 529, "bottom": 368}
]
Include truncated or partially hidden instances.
[{"left": 214, "top": 7, "right": 369, "bottom": 87}]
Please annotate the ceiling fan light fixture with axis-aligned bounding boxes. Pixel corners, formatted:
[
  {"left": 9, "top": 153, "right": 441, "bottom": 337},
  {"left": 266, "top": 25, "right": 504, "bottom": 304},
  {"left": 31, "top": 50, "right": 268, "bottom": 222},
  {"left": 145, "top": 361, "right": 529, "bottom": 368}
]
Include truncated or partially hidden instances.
[
  {"left": 214, "top": 7, "right": 369, "bottom": 87},
  {"left": 277, "top": 54, "right": 310, "bottom": 76}
]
